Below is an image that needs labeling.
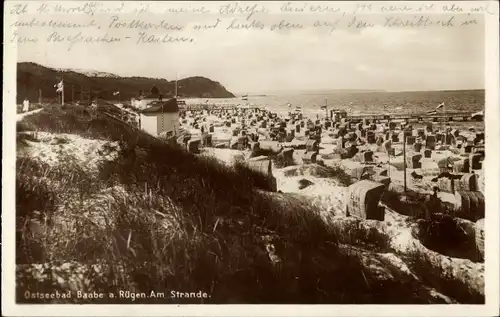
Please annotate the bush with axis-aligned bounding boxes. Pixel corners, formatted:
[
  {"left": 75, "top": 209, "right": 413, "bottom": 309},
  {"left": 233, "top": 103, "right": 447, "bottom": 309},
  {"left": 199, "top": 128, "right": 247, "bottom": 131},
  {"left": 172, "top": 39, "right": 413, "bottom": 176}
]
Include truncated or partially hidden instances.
[
  {"left": 233, "top": 160, "right": 276, "bottom": 192},
  {"left": 17, "top": 121, "right": 35, "bottom": 132},
  {"left": 16, "top": 158, "right": 57, "bottom": 220},
  {"left": 329, "top": 219, "right": 393, "bottom": 253},
  {"left": 381, "top": 185, "right": 429, "bottom": 218},
  {"left": 16, "top": 158, "right": 57, "bottom": 264},
  {"left": 20, "top": 104, "right": 134, "bottom": 141},
  {"left": 315, "top": 161, "right": 353, "bottom": 186},
  {"left": 402, "top": 249, "right": 484, "bottom": 304},
  {"left": 413, "top": 214, "right": 479, "bottom": 262},
  {"left": 273, "top": 152, "right": 296, "bottom": 168},
  {"left": 298, "top": 179, "right": 314, "bottom": 190}
]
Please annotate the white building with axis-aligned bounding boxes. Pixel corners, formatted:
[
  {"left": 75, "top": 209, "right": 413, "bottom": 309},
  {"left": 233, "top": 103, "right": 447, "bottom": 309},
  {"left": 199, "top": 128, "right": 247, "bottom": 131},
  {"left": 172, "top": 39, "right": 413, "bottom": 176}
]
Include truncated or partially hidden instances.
[{"left": 139, "top": 98, "right": 180, "bottom": 137}]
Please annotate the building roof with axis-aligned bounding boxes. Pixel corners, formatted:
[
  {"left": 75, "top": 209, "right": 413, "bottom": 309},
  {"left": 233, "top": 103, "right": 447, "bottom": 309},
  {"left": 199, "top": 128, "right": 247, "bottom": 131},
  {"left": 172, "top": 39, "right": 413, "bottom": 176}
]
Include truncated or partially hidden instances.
[
  {"left": 135, "top": 92, "right": 164, "bottom": 100},
  {"left": 140, "top": 98, "right": 179, "bottom": 114}
]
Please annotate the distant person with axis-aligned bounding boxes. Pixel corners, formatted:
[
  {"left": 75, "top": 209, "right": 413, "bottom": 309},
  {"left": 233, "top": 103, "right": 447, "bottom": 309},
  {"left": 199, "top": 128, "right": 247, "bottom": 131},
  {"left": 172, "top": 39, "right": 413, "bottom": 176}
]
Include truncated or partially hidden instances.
[{"left": 22, "top": 98, "right": 30, "bottom": 112}]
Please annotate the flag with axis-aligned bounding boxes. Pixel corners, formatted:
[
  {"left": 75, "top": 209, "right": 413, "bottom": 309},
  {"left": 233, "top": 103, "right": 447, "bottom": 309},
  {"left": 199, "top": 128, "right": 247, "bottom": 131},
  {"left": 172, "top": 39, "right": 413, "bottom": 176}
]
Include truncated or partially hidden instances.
[
  {"left": 113, "top": 91, "right": 120, "bottom": 96},
  {"left": 471, "top": 110, "right": 484, "bottom": 117},
  {"left": 427, "top": 110, "right": 437, "bottom": 115},
  {"left": 436, "top": 102, "right": 445, "bottom": 109},
  {"left": 242, "top": 94, "right": 248, "bottom": 101},
  {"left": 54, "top": 80, "right": 63, "bottom": 92},
  {"left": 320, "top": 105, "right": 327, "bottom": 110}
]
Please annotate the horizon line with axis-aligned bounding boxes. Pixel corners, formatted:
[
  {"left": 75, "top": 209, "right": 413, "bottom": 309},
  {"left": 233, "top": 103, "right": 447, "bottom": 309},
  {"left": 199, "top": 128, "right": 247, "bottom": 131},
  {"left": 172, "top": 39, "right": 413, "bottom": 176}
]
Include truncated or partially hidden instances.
[{"left": 232, "top": 88, "right": 485, "bottom": 96}]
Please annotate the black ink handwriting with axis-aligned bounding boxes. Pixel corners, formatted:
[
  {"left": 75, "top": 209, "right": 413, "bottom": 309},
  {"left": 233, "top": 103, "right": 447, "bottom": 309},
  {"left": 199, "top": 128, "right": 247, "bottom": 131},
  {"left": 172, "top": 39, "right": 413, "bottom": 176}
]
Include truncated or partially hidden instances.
[
  {"left": 219, "top": 2, "right": 267, "bottom": 20},
  {"left": 136, "top": 32, "right": 194, "bottom": 44},
  {"left": 226, "top": 18, "right": 265, "bottom": 30},
  {"left": 108, "top": 16, "right": 184, "bottom": 31},
  {"left": 308, "top": 4, "right": 342, "bottom": 13},
  {"left": 270, "top": 20, "right": 304, "bottom": 31},
  {"left": 10, "top": 4, "right": 28, "bottom": 15},
  {"left": 384, "top": 16, "right": 432, "bottom": 28},
  {"left": 46, "top": 31, "right": 121, "bottom": 51},
  {"left": 347, "top": 16, "right": 374, "bottom": 28},
  {"left": 193, "top": 18, "right": 222, "bottom": 30},
  {"left": 11, "top": 31, "right": 38, "bottom": 44},
  {"left": 11, "top": 18, "right": 99, "bottom": 29},
  {"left": 280, "top": 2, "right": 307, "bottom": 13},
  {"left": 53, "top": 2, "right": 98, "bottom": 16}
]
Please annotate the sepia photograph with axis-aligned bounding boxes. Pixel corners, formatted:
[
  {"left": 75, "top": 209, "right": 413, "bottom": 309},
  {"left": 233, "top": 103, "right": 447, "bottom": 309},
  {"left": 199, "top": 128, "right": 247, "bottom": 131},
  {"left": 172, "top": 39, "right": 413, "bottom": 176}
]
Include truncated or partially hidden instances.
[{"left": 3, "top": 0, "right": 499, "bottom": 315}]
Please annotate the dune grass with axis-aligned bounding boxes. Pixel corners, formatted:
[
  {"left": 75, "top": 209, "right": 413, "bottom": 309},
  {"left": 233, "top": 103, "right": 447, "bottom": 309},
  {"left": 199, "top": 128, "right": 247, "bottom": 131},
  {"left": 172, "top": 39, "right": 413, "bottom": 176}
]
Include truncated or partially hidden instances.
[
  {"left": 379, "top": 186, "right": 484, "bottom": 304},
  {"left": 402, "top": 249, "right": 484, "bottom": 304},
  {"left": 413, "top": 214, "right": 479, "bottom": 262},
  {"left": 314, "top": 161, "right": 353, "bottom": 186},
  {"left": 16, "top": 104, "right": 431, "bottom": 304}
]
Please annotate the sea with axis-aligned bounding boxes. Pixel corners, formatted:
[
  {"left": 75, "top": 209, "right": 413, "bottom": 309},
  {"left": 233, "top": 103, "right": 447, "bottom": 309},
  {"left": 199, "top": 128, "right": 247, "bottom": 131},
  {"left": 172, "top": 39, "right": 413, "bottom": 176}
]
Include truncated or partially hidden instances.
[{"left": 184, "top": 90, "right": 485, "bottom": 119}]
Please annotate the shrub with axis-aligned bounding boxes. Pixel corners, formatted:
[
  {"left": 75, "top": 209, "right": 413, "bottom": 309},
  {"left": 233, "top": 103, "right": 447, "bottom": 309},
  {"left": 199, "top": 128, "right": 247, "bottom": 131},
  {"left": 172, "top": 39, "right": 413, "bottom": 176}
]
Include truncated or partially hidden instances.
[
  {"left": 381, "top": 185, "right": 429, "bottom": 218},
  {"left": 233, "top": 160, "right": 275, "bottom": 192},
  {"left": 17, "top": 121, "right": 35, "bottom": 132},
  {"left": 413, "top": 214, "right": 479, "bottom": 262},
  {"left": 273, "top": 152, "right": 296, "bottom": 168},
  {"left": 315, "top": 161, "right": 353, "bottom": 186},
  {"left": 329, "top": 218, "right": 393, "bottom": 253},
  {"left": 16, "top": 158, "right": 57, "bottom": 264},
  {"left": 402, "top": 249, "right": 484, "bottom": 304}
]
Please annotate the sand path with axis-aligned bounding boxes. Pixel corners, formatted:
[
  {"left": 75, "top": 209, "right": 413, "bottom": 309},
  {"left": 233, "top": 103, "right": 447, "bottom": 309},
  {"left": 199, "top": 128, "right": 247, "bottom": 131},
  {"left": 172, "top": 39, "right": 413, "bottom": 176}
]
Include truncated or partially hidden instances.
[{"left": 17, "top": 108, "right": 43, "bottom": 121}]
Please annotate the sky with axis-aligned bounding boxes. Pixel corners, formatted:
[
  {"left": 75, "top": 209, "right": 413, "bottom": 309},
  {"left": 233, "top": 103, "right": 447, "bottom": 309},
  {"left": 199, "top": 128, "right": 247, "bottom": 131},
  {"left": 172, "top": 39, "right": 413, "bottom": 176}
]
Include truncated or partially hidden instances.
[{"left": 13, "top": 2, "right": 486, "bottom": 94}]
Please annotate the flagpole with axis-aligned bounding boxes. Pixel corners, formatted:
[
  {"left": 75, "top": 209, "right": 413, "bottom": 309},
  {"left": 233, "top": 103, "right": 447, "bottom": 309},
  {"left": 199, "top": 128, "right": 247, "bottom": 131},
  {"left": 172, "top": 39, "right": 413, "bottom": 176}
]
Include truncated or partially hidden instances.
[
  {"left": 325, "top": 98, "right": 328, "bottom": 119},
  {"left": 385, "top": 137, "right": 391, "bottom": 179},
  {"left": 175, "top": 72, "right": 178, "bottom": 98},
  {"left": 440, "top": 104, "right": 443, "bottom": 133},
  {"left": 444, "top": 102, "right": 447, "bottom": 127},
  {"left": 444, "top": 102, "right": 448, "bottom": 162},
  {"left": 403, "top": 134, "right": 407, "bottom": 192},
  {"left": 61, "top": 79, "right": 65, "bottom": 105}
]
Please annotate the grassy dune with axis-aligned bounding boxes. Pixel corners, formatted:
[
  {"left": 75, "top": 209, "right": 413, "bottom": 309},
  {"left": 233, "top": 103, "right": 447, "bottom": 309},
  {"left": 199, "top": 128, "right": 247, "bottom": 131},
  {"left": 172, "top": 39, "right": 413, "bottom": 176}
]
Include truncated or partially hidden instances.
[{"left": 15, "top": 104, "right": 481, "bottom": 304}]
